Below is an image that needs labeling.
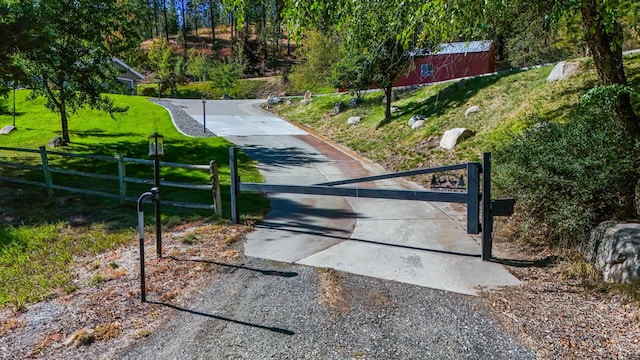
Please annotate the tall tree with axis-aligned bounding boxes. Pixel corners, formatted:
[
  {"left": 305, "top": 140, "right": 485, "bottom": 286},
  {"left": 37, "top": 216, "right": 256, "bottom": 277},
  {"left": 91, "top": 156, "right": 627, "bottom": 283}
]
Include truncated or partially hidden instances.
[{"left": 12, "top": 0, "right": 144, "bottom": 144}]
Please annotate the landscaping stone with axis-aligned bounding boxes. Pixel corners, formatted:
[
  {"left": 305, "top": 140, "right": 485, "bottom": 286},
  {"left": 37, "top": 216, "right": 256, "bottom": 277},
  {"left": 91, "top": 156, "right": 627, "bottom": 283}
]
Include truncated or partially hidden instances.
[
  {"left": 408, "top": 115, "right": 427, "bottom": 127},
  {"left": 439, "top": 128, "right": 474, "bottom": 150},
  {"left": 334, "top": 101, "right": 345, "bottom": 114},
  {"left": 347, "top": 116, "right": 361, "bottom": 125},
  {"left": 464, "top": 106, "right": 480, "bottom": 117},
  {"left": 47, "top": 136, "right": 65, "bottom": 148},
  {"left": 584, "top": 221, "right": 640, "bottom": 284},
  {"left": 348, "top": 98, "right": 358, "bottom": 108},
  {"left": 547, "top": 61, "right": 580, "bottom": 82},
  {"left": 304, "top": 90, "right": 312, "bottom": 101},
  {"left": 411, "top": 120, "right": 425, "bottom": 130},
  {"left": 267, "top": 95, "right": 282, "bottom": 106},
  {"left": 0, "top": 125, "right": 16, "bottom": 135},
  {"left": 391, "top": 106, "right": 399, "bottom": 114}
]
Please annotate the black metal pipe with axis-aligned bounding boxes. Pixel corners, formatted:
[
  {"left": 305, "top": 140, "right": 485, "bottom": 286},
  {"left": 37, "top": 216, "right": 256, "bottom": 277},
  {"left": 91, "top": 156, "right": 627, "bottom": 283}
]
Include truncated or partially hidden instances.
[
  {"left": 137, "top": 190, "right": 155, "bottom": 302},
  {"left": 154, "top": 155, "right": 162, "bottom": 258}
]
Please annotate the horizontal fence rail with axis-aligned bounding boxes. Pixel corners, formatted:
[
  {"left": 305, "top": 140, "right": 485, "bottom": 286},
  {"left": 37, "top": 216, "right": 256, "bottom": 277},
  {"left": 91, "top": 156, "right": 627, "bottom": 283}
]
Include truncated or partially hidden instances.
[
  {"left": 0, "top": 145, "right": 222, "bottom": 215},
  {"left": 229, "top": 147, "right": 513, "bottom": 261}
]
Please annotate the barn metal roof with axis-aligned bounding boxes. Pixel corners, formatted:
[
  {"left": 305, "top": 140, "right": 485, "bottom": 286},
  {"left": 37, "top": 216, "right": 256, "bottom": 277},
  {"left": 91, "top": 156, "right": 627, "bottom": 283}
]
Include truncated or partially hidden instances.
[{"left": 408, "top": 40, "right": 492, "bottom": 57}]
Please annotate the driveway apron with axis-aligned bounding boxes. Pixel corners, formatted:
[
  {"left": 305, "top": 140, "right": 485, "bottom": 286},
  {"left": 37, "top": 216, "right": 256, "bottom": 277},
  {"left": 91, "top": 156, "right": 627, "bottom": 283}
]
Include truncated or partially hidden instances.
[{"left": 167, "top": 99, "right": 519, "bottom": 296}]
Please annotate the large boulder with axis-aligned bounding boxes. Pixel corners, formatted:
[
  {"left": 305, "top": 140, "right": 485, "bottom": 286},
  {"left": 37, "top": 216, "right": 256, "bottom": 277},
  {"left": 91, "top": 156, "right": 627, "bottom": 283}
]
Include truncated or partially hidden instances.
[
  {"left": 547, "top": 61, "right": 580, "bottom": 82},
  {"left": 584, "top": 222, "right": 640, "bottom": 284},
  {"left": 439, "top": 128, "right": 474, "bottom": 150},
  {"left": 47, "top": 136, "right": 65, "bottom": 148}
]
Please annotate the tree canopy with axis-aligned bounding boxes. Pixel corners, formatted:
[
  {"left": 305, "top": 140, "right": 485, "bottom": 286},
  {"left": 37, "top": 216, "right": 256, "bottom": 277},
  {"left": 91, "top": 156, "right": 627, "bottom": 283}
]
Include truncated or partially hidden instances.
[{"left": 10, "top": 0, "right": 145, "bottom": 144}]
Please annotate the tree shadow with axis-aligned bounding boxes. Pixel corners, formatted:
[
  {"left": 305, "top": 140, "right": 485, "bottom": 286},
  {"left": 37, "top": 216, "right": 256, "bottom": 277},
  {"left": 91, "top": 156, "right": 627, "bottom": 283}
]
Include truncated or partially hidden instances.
[
  {"left": 169, "top": 256, "right": 299, "bottom": 278},
  {"left": 237, "top": 144, "right": 327, "bottom": 168}
]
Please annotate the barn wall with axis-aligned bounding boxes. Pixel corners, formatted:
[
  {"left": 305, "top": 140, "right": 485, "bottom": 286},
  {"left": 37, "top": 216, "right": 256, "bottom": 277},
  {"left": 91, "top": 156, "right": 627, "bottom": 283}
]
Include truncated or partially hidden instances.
[{"left": 394, "top": 49, "right": 495, "bottom": 88}]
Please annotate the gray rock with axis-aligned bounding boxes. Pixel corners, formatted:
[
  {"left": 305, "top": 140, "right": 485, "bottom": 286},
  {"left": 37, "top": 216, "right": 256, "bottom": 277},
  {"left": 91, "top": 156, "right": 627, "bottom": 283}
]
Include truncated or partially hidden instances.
[
  {"left": 334, "top": 101, "right": 345, "bottom": 114},
  {"left": 391, "top": 106, "right": 399, "bottom": 114},
  {"left": 348, "top": 98, "right": 358, "bottom": 108},
  {"left": 439, "top": 128, "right": 474, "bottom": 150},
  {"left": 304, "top": 90, "right": 312, "bottom": 101},
  {"left": 585, "top": 222, "right": 640, "bottom": 284},
  {"left": 464, "top": 106, "right": 480, "bottom": 117},
  {"left": 47, "top": 136, "right": 65, "bottom": 148},
  {"left": 408, "top": 115, "right": 427, "bottom": 127},
  {"left": 0, "top": 125, "right": 16, "bottom": 135},
  {"left": 411, "top": 120, "right": 425, "bottom": 130},
  {"left": 267, "top": 95, "right": 282, "bottom": 105},
  {"left": 347, "top": 116, "right": 361, "bottom": 125},
  {"left": 547, "top": 61, "right": 580, "bottom": 82}
]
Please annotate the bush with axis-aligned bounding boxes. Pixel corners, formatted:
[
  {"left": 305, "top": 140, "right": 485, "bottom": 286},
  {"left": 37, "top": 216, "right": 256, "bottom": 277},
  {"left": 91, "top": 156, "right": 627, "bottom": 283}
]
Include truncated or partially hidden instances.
[
  {"left": 288, "top": 30, "right": 342, "bottom": 93},
  {"left": 494, "top": 86, "right": 639, "bottom": 247},
  {"left": 141, "top": 86, "right": 158, "bottom": 97}
]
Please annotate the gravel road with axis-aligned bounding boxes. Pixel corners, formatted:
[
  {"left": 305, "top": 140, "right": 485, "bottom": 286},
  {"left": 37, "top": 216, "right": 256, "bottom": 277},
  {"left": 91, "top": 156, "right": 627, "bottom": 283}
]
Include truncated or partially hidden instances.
[
  {"left": 117, "top": 257, "right": 534, "bottom": 359},
  {"left": 117, "top": 100, "right": 536, "bottom": 359}
]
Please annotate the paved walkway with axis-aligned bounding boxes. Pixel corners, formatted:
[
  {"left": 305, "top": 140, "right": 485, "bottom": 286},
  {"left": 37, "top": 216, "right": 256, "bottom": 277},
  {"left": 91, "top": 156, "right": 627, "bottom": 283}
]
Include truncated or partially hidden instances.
[{"left": 165, "top": 98, "right": 520, "bottom": 295}]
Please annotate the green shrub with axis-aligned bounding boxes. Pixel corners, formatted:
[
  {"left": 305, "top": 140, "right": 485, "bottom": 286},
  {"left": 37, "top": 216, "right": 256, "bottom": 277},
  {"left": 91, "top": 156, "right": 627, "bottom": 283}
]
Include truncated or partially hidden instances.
[
  {"left": 141, "top": 86, "right": 158, "bottom": 97},
  {"left": 495, "top": 86, "right": 639, "bottom": 247}
]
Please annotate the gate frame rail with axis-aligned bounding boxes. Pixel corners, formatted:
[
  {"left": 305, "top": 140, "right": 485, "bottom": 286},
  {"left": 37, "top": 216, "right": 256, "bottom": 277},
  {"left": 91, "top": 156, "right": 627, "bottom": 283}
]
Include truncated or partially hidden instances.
[{"left": 229, "top": 148, "right": 513, "bottom": 261}]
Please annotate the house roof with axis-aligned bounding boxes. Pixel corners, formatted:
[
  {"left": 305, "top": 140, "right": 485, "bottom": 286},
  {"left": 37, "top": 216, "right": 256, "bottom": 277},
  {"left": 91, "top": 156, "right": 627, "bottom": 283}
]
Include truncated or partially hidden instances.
[
  {"left": 112, "top": 57, "right": 145, "bottom": 80},
  {"left": 408, "top": 40, "right": 493, "bottom": 57}
]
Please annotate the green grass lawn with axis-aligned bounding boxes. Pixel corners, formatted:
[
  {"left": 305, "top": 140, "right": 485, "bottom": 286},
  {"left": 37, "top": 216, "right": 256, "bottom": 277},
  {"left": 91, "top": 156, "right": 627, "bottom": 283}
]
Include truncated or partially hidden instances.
[{"left": 0, "top": 92, "right": 268, "bottom": 309}]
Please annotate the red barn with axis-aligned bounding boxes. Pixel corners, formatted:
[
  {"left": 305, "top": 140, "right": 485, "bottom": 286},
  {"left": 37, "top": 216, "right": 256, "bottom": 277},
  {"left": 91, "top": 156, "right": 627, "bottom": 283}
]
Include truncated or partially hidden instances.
[{"left": 394, "top": 40, "right": 495, "bottom": 88}]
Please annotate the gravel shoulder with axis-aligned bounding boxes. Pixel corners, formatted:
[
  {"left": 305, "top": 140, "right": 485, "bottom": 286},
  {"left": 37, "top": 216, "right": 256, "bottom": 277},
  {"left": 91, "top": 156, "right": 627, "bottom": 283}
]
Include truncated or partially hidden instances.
[{"left": 116, "top": 257, "right": 533, "bottom": 360}]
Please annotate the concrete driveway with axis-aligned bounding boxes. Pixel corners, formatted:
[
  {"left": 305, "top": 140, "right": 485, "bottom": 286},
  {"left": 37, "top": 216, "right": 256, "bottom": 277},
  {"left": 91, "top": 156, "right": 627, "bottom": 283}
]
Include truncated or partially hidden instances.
[{"left": 166, "top": 98, "right": 519, "bottom": 295}]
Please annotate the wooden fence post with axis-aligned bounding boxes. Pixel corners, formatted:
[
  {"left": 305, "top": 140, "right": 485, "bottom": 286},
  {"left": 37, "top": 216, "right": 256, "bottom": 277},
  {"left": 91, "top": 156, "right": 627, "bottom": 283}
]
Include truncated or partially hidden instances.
[
  {"left": 210, "top": 160, "right": 223, "bottom": 217},
  {"left": 39, "top": 146, "right": 53, "bottom": 197},
  {"left": 116, "top": 152, "right": 126, "bottom": 204}
]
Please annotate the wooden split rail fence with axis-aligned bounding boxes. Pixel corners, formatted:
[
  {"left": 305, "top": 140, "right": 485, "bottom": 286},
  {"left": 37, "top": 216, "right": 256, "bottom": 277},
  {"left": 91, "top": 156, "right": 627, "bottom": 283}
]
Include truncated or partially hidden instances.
[{"left": 0, "top": 145, "right": 222, "bottom": 215}]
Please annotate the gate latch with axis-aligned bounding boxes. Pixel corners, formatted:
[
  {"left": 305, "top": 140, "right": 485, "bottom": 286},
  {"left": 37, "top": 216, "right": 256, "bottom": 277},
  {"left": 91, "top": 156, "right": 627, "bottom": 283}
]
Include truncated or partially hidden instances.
[{"left": 491, "top": 198, "right": 515, "bottom": 217}]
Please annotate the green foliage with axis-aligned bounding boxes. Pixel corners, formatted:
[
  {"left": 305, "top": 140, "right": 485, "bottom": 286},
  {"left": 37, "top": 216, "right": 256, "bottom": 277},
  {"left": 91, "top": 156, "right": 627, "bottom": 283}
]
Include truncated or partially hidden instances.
[
  {"left": 494, "top": 87, "right": 639, "bottom": 247},
  {"left": 186, "top": 49, "right": 211, "bottom": 82},
  {"left": 288, "top": 30, "right": 341, "bottom": 93},
  {"left": 209, "top": 59, "right": 246, "bottom": 97},
  {"left": 10, "top": 0, "right": 145, "bottom": 144}
]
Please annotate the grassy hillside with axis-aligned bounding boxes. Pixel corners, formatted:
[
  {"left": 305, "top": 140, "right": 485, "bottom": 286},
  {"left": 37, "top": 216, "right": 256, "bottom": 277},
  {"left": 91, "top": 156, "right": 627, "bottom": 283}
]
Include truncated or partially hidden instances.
[{"left": 275, "top": 53, "right": 640, "bottom": 172}]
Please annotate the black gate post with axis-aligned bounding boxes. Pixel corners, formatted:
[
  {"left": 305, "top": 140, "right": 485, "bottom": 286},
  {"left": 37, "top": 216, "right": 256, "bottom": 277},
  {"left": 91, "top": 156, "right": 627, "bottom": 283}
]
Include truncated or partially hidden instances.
[
  {"left": 481, "top": 152, "right": 493, "bottom": 261},
  {"left": 229, "top": 147, "right": 240, "bottom": 224},
  {"left": 467, "top": 162, "right": 481, "bottom": 234}
]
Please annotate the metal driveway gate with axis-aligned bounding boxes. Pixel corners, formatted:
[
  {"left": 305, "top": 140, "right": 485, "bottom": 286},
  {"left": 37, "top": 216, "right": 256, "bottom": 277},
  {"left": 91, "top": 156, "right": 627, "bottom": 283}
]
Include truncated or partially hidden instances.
[{"left": 229, "top": 147, "right": 513, "bottom": 261}]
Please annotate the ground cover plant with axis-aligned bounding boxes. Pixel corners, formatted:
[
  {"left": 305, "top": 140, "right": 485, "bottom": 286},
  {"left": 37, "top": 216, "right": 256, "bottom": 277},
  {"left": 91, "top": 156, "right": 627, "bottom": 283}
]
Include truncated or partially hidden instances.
[{"left": 0, "top": 92, "right": 267, "bottom": 308}]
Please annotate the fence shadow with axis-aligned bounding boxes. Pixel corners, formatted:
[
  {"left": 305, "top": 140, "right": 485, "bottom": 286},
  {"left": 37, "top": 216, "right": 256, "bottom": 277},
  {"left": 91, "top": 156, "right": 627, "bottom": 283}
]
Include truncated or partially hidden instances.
[
  {"left": 169, "top": 256, "right": 299, "bottom": 278},
  {"left": 147, "top": 300, "right": 295, "bottom": 335}
]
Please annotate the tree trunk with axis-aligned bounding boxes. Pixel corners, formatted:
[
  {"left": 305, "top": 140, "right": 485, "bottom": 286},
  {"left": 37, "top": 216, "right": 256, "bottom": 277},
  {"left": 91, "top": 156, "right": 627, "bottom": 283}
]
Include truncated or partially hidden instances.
[
  {"left": 581, "top": 1, "right": 639, "bottom": 136},
  {"left": 60, "top": 100, "right": 70, "bottom": 144},
  {"left": 209, "top": 0, "right": 216, "bottom": 48},
  {"left": 162, "top": 0, "right": 169, "bottom": 41},
  {"left": 384, "top": 84, "right": 392, "bottom": 119}
]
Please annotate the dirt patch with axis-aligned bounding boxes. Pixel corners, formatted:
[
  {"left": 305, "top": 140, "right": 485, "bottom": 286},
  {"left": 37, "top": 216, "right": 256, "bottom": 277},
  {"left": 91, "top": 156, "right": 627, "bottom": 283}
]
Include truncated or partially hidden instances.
[
  {"left": 0, "top": 222, "right": 252, "bottom": 359},
  {"left": 484, "top": 241, "right": 640, "bottom": 359}
]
